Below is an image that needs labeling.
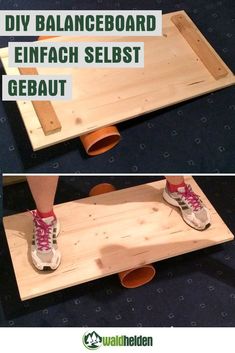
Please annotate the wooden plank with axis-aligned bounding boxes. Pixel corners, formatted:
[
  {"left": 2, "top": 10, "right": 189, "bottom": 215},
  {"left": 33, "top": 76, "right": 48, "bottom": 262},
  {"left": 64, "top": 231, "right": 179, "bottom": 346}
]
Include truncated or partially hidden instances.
[
  {"left": 1, "top": 11, "right": 235, "bottom": 150},
  {"left": 0, "top": 58, "right": 43, "bottom": 150},
  {"left": 0, "top": 46, "right": 9, "bottom": 59},
  {"left": 171, "top": 14, "right": 228, "bottom": 80},
  {"left": 18, "top": 68, "right": 38, "bottom": 76},
  {"left": 3, "top": 176, "right": 26, "bottom": 186},
  {"left": 18, "top": 67, "right": 62, "bottom": 135},
  {"left": 3, "top": 176, "right": 234, "bottom": 300}
]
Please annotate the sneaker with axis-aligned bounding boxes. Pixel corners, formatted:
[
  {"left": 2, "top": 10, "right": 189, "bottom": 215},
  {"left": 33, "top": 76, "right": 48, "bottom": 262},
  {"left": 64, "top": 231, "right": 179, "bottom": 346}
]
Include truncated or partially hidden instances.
[
  {"left": 30, "top": 210, "right": 61, "bottom": 270},
  {"left": 163, "top": 183, "right": 211, "bottom": 231}
]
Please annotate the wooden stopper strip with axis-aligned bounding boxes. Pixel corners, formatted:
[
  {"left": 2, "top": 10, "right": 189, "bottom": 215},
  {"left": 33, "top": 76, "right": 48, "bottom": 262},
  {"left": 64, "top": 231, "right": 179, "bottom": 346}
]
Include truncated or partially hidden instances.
[
  {"left": 19, "top": 67, "right": 62, "bottom": 135},
  {"left": 171, "top": 14, "right": 228, "bottom": 80}
]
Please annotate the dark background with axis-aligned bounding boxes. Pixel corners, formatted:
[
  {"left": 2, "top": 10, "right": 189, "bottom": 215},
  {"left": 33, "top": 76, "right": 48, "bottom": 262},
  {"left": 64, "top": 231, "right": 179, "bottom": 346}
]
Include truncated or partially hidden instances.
[
  {"left": 1, "top": 175, "right": 235, "bottom": 327},
  {"left": 0, "top": 0, "right": 234, "bottom": 173}
]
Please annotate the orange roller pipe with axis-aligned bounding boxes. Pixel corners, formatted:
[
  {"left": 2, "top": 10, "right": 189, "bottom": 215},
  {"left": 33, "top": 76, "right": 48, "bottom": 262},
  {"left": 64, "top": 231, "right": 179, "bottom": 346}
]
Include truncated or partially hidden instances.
[
  {"left": 80, "top": 126, "right": 121, "bottom": 156},
  {"left": 89, "top": 183, "right": 116, "bottom": 197},
  {"left": 118, "top": 265, "right": 156, "bottom": 288}
]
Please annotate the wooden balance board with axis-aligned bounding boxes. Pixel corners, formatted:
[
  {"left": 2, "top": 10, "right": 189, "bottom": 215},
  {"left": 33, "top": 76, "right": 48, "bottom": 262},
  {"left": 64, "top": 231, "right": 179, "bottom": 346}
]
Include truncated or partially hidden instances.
[
  {"left": 0, "top": 11, "right": 235, "bottom": 151},
  {"left": 3, "top": 176, "right": 234, "bottom": 300}
]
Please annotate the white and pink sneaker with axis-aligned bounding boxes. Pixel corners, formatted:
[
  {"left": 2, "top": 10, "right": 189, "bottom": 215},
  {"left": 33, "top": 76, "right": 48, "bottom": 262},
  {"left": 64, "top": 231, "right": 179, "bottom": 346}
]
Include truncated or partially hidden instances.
[
  {"left": 30, "top": 210, "right": 61, "bottom": 271},
  {"left": 163, "top": 183, "right": 211, "bottom": 231}
]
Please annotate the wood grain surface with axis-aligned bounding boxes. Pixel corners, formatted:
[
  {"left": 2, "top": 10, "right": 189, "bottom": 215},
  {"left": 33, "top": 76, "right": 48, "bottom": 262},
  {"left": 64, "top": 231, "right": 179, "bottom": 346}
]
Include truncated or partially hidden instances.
[
  {"left": 3, "top": 176, "right": 234, "bottom": 300},
  {"left": 0, "top": 11, "right": 234, "bottom": 150}
]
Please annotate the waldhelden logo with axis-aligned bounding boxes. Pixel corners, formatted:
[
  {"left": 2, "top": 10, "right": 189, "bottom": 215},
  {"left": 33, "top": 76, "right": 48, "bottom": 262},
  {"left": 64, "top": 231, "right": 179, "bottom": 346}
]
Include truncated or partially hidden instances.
[
  {"left": 82, "top": 331, "right": 153, "bottom": 350},
  {"left": 83, "top": 331, "right": 102, "bottom": 350}
]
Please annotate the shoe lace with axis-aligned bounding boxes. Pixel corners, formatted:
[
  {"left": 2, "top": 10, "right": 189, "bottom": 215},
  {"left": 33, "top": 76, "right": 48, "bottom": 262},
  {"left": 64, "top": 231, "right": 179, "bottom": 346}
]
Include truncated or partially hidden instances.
[
  {"left": 30, "top": 210, "right": 52, "bottom": 251},
  {"left": 179, "top": 185, "right": 202, "bottom": 212}
]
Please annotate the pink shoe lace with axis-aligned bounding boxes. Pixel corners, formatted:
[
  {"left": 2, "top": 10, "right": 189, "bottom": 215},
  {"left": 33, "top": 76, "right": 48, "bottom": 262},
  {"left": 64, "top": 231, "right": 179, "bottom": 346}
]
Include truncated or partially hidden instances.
[
  {"left": 178, "top": 185, "right": 202, "bottom": 212},
  {"left": 31, "top": 210, "right": 53, "bottom": 251}
]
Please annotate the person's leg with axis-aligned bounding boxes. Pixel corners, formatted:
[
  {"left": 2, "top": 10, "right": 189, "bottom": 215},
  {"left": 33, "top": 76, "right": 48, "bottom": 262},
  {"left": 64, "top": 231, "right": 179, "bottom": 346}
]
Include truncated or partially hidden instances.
[
  {"left": 27, "top": 176, "right": 61, "bottom": 271},
  {"left": 165, "top": 176, "right": 185, "bottom": 192},
  {"left": 163, "top": 176, "right": 210, "bottom": 231},
  {"left": 27, "top": 176, "right": 58, "bottom": 216}
]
